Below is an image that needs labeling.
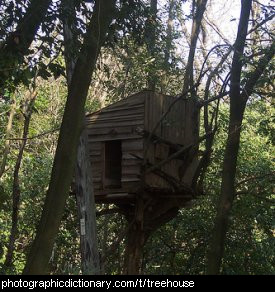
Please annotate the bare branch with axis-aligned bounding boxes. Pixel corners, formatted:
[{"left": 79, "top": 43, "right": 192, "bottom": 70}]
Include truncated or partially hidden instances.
[
  {"left": 6, "top": 127, "right": 60, "bottom": 141},
  {"left": 236, "top": 171, "right": 275, "bottom": 187},
  {"left": 145, "top": 132, "right": 213, "bottom": 175},
  {"left": 198, "top": 90, "right": 229, "bottom": 108},
  {"left": 241, "top": 42, "right": 275, "bottom": 101}
]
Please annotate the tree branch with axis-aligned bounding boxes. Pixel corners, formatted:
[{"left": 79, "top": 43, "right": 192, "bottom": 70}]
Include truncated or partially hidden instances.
[
  {"left": 6, "top": 127, "right": 60, "bottom": 141},
  {"left": 198, "top": 90, "right": 229, "bottom": 108},
  {"left": 236, "top": 171, "right": 275, "bottom": 187},
  {"left": 241, "top": 42, "right": 275, "bottom": 101},
  {"left": 145, "top": 132, "right": 213, "bottom": 175}
]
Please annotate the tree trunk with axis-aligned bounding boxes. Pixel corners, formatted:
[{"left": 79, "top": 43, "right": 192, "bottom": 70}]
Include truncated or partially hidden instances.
[
  {"left": 206, "top": 0, "right": 274, "bottom": 274},
  {"left": 75, "top": 129, "right": 100, "bottom": 274},
  {"left": 61, "top": 0, "right": 100, "bottom": 274},
  {"left": 60, "top": 0, "right": 77, "bottom": 86},
  {"left": 182, "top": 0, "right": 208, "bottom": 94},
  {"left": 4, "top": 91, "right": 36, "bottom": 268},
  {"left": 161, "top": 0, "right": 175, "bottom": 93},
  {"left": 192, "top": 49, "right": 231, "bottom": 191},
  {"left": 164, "top": 0, "right": 175, "bottom": 67},
  {"left": 146, "top": 0, "right": 158, "bottom": 91},
  {"left": 23, "top": 0, "right": 116, "bottom": 275},
  {"left": 0, "top": 100, "right": 16, "bottom": 179},
  {"left": 123, "top": 222, "right": 145, "bottom": 275},
  {"left": 123, "top": 198, "right": 145, "bottom": 275},
  {"left": 206, "top": 0, "right": 252, "bottom": 275}
]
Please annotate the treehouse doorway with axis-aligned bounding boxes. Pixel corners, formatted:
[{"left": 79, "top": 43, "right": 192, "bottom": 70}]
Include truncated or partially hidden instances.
[{"left": 104, "top": 140, "right": 122, "bottom": 189}]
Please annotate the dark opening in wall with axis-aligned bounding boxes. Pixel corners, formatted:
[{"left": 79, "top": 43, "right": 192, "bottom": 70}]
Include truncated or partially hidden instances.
[{"left": 104, "top": 140, "right": 122, "bottom": 188}]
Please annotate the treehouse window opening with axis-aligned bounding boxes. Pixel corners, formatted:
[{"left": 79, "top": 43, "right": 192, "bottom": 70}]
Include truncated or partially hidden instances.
[{"left": 104, "top": 140, "right": 122, "bottom": 188}]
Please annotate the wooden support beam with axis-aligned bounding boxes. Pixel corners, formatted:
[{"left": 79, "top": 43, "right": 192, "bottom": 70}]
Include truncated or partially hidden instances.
[
  {"left": 145, "top": 132, "right": 212, "bottom": 175},
  {"left": 95, "top": 193, "right": 136, "bottom": 204}
]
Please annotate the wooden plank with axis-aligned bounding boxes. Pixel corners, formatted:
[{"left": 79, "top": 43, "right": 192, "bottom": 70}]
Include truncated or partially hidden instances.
[
  {"left": 162, "top": 96, "right": 185, "bottom": 145},
  {"left": 145, "top": 172, "right": 170, "bottom": 189},
  {"left": 90, "top": 165, "right": 101, "bottom": 173},
  {"left": 89, "top": 155, "right": 102, "bottom": 162},
  {"left": 91, "top": 171, "right": 101, "bottom": 178},
  {"left": 144, "top": 143, "right": 154, "bottom": 164},
  {"left": 122, "top": 158, "right": 142, "bottom": 166},
  {"left": 86, "top": 91, "right": 145, "bottom": 117},
  {"left": 152, "top": 92, "right": 163, "bottom": 137},
  {"left": 88, "top": 134, "right": 140, "bottom": 142},
  {"left": 121, "top": 181, "right": 140, "bottom": 189},
  {"left": 150, "top": 92, "right": 154, "bottom": 134},
  {"left": 88, "top": 126, "right": 134, "bottom": 136},
  {"left": 105, "top": 99, "right": 143, "bottom": 109},
  {"left": 94, "top": 193, "right": 136, "bottom": 204},
  {"left": 87, "top": 114, "right": 144, "bottom": 124},
  {"left": 161, "top": 159, "right": 180, "bottom": 181},
  {"left": 91, "top": 177, "right": 101, "bottom": 183},
  {"left": 155, "top": 143, "right": 169, "bottom": 160},
  {"left": 90, "top": 160, "right": 103, "bottom": 167},
  {"left": 121, "top": 177, "right": 140, "bottom": 182},
  {"left": 122, "top": 139, "right": 143, "bottom": 151},
  {"left": 88, "top": 142, "right": 102, "bottom": 150},
  {"left": 122, "top": 151, "right": 143, "bottom": 160},
  {"left": 96, "top": 193, "right": 135, "bottom": 199},
  {"left": 86, "top": 119, "right": 144, "bottom": 129},
  {"left": 86, "top": 111, "right": 144, "bottom": 124},
  {"left": 144, "top": 91, "right": 150, "bottom": 134},
  {"left": 122, "top": 165, "right": 141, "bottom": 175},
  {"left": 184, "top": 99, "right": 199, "bottom": 145},
  {"left": 89, "top": 150, "right": 101, "bottom": 156},
  {"left": 87, "top": 126, "right": 145, "bottom": 137},
  {"left": 87, "top": 104, "right": 144, "bottom": 118}
]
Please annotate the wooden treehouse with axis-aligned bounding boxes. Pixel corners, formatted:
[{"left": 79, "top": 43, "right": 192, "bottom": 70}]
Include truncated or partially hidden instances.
[
  {"left": 85, "top": 90, "right": 199, "bottom": 230},
  {"left": 77, "top": 90, "right": 201, "bottom": 274}
]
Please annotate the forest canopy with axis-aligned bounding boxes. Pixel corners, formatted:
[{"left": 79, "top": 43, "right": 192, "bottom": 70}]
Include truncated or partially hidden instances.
[{"left": 0, "top": 0, "right": 274, "bottom": 275}]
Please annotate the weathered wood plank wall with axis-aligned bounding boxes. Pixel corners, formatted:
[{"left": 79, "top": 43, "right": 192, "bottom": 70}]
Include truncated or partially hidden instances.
[
  {"left": 144, "top": 92, "right": 198, "bottom": 189},
  {"left": 86, "top": 92, "right": 147, "bottom": 195}
]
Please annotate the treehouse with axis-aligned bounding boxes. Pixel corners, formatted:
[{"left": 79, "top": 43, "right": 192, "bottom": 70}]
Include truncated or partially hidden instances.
[
  {"left": 77, "top": 90, "right": 200, "bottom": 274},
  {"left": 85, "top": 90, "right": 199, "bottom": 207}
]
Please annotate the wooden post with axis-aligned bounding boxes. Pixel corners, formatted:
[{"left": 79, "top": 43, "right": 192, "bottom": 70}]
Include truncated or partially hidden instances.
[{"left": 75, "top": 129, "right": 100, "bottom": 274}]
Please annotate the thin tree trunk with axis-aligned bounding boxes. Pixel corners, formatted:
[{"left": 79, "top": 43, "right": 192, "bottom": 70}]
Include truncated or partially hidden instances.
[
  {"left": 23, "top": 0, "right": 116, "bottom": 275},
  {"left": 0, "top": 100, "right": 16, "bottom": 179},
  {"left": 161, "top": 0, "right": 175, "bottom": 93},
  {"left": 146, "top": 0, "right": 158, "bottom": 91},
  {"left": 206, "top": 0, "right": 274, "bottom": 274},
  {"left": 123, "top": 198, "right": 145, "bottom": 275},
  {"left": 123, "top": 223, "right": 145, "bottom": 275},
  {"left": 182, "top": 0, "right": 208, "bottom": 94},
  {"left": 192, "top": 49, "right": 231, "bottom": 190},
  {"left": 61, "top": 0, "right": 77, "bottom": 86},
  {"left": 101, "top": 205, "right": 109, "bottom": 274},
  {"left": 164, "top": 0, "right": 175, "bottom": 67},
  {"left": 75, "top": 129, "right": 100, "bottom": 274},
  {"left": 61, "top": 0, "right": 100, "bottom": 274},
  {"left": 4, "top": 91, "right": 37, "bottom": 268},
  {"left": 206, "top": 1, "right": 252, "bottom": 275}
]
